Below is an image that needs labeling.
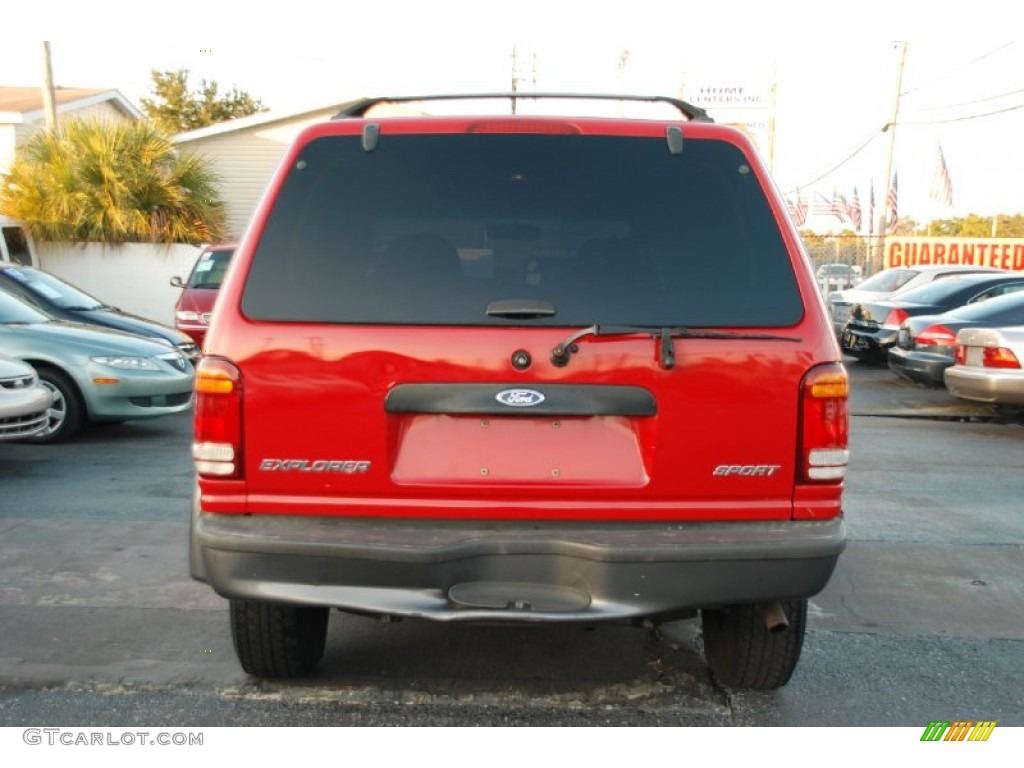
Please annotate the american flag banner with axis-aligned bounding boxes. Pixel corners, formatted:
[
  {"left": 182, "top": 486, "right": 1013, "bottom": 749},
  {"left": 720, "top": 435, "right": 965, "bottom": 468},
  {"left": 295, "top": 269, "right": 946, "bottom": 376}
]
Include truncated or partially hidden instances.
[
  {"left": 813, "top": 191, "right": 833, "bottom": 216},
  {"left": 931, "top": 142, "right": 953, "bottom": 207},
  {"left": 849, "top": 187, "right": 862, "bottom": 232},
  {"left": 831, "top": 189, "right": 849, "bottom": 223},
  {"left": 782, "top": 196, "right": 806, "bottom": 227},
  {"left": 868, "top": 180, "right": 875, "bottom": 236},
  {"left": 785, "top": 191, "right": 808, "bottom": 226},
  {"left": 887, "top": 171, "right": 898, "bottom": 229}
]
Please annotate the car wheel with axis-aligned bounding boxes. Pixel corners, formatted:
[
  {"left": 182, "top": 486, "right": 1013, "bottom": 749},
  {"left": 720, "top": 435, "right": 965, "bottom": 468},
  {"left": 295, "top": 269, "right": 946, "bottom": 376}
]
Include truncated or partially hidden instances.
[
  {"left": 27, "top": 367, "right": 85, "bottom": 444},
  {"left": 230, "top": 599, "right": 329, "bottom": 678},
  {"left": 701, "top": 598, "right": 807, "bottom": 690}
]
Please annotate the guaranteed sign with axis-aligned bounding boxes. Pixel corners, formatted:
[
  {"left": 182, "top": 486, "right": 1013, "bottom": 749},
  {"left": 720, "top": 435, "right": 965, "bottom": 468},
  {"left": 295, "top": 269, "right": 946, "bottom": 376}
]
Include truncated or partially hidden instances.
[{"left": 886, "top": 237, "right": 1024, "bottom": 272}]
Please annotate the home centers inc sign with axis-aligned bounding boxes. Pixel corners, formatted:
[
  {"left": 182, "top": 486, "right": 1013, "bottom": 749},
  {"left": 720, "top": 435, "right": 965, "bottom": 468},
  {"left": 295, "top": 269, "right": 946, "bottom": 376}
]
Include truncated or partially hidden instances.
[
  {"left": 684, "top": 83, "right": 771, "bottom": 155},
  {"left": 885, "top": 237, "right": 1024, "bottom": 272}
]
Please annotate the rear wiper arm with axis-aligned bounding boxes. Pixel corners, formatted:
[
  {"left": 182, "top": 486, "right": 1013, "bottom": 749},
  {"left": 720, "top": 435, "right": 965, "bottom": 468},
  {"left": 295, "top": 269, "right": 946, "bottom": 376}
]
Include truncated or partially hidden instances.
[{"left": 550, "top": 324, "right": 803, "bottom": 370}]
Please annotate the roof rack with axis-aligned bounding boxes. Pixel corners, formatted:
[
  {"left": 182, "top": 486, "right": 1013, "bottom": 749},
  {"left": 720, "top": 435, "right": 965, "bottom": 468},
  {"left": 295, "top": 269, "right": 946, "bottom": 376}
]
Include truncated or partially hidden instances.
[{"left": 332, "top": 93, "right": 713, "bottom": 122}]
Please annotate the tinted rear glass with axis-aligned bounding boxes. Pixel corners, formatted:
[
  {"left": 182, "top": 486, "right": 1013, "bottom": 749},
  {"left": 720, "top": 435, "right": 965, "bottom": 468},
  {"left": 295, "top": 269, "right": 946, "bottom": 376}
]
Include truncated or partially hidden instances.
[
  {"left": 243, "top": 133, "right": 801, "bottom": 327},
  {"left": 947, "top": 290, "right": 1024, "bottom": 323},
  {"left": 895, "top": 277, "right": 997, "bottom": 304}
]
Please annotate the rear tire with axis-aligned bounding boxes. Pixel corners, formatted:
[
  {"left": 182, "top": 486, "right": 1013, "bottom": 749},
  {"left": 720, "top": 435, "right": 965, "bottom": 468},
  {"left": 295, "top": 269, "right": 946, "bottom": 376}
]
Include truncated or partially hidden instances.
[
  {"left": 230, "top": 599, "right": 329, "bottom": 678},
  {"left": 701, "top": 598, "right": 807, "bottom": 690}
]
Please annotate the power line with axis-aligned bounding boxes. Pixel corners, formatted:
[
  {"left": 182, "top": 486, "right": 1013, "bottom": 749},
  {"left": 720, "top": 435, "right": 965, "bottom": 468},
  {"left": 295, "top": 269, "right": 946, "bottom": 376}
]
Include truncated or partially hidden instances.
[
  {"left": 783, "top": 126, "right": 884, "bottom": 195},
  {"left": 900, "top": 42, "right": 1015, "bottom": 97},
  {"left": 908, "top": 86, "right": 1024, "bottom": 111},
  {"left": 898, "top": 102, "right": 1024, "bottom": 125},
  {"left": 784, "top": 96, "right": 1024, "bottom": 194}
]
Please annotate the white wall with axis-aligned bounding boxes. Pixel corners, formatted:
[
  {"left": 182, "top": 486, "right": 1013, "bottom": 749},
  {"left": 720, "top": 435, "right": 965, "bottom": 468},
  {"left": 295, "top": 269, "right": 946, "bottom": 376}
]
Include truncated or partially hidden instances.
[{"left": 36, "top": 242, "right": 204, "bottom": 326}]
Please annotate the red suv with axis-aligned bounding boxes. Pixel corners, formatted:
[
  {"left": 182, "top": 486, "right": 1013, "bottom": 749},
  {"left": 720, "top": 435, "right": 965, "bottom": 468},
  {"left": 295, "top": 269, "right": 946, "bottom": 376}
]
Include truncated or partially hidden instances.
[
  {"left": 190, "top": 94, "right": 848, "bottom": 689},
  {"left": 171, "top": 243, "right": 236, "bottom": 348}
]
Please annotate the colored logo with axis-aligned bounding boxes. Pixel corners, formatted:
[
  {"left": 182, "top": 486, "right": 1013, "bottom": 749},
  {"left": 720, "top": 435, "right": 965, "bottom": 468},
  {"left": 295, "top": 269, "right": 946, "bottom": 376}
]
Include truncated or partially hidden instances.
[
  {"left": 920, "top": 721, "right": 997, "bottom": 742},
  {"left": 495, "top": 389, "right": 546, "bottom": 407}
]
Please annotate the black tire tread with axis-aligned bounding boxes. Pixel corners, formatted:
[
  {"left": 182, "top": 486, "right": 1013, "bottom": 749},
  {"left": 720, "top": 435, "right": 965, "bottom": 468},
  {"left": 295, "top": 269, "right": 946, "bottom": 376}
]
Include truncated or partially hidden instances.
[
  {"left": 230, "top": 599, "right": 329, "bottom": 678},
  {"left": 701, "top": 598, "right": 807, "bottom": 690}
]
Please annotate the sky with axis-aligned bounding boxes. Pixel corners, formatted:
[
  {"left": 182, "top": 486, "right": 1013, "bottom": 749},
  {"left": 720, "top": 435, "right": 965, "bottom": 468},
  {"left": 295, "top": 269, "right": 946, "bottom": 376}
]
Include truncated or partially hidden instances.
[{"left": 4, "top": 2, "right": 1024, "bottom": 230}]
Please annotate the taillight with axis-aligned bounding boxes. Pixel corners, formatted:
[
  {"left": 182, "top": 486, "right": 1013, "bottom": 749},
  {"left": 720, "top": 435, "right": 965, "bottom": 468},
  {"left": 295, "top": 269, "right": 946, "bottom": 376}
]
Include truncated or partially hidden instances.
[
  {"left": 983, "top": 347, "right": 1022, "bottom": 369},
  {"left": 193, "top": 357, "right": 242, "bottom": 478},
  {"left": 915, "top": 324, "right": 956, "bottom": 347},
  {"left": 799, "top": 363, "right": 849, "bottom": 483},
  {"left": 882, "top": 308, "right": 909, "bottom": 328},
  {"left": 955, "top": 344, "right": 1022, "bottom": 369}
]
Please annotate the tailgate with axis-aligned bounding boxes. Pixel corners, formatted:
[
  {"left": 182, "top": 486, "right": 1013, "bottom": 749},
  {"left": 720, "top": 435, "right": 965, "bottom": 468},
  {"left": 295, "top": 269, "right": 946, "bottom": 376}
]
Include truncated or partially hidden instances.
[{"left": 238, "top": 326, "right": 804, "bottom": 521}]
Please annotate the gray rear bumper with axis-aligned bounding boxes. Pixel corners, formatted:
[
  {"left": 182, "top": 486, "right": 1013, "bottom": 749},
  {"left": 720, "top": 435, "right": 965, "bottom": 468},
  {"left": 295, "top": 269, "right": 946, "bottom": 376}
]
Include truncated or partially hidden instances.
[{"left": 193, "top": 508, "right": 846, "bottom": 622}]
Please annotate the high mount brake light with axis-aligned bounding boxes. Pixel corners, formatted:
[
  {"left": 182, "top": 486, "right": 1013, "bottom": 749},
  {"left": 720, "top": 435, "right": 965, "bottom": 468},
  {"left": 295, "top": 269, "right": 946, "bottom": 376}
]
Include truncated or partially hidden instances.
[{"left": 466, "top": 120, "right": 580, "bottom": 134}]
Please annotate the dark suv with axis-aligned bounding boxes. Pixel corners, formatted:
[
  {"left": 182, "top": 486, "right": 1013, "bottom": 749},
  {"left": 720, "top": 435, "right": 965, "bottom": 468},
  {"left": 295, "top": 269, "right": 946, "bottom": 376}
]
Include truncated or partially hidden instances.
[{"left": 190, "top": 94, "right": 849, "bottom": 689}]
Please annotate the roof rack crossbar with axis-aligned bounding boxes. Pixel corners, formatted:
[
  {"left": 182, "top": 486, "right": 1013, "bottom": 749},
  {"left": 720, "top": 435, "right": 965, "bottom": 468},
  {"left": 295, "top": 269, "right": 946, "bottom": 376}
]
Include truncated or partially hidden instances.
[{"left": 332, "top": 93, "right": 713, "bottom": 122}]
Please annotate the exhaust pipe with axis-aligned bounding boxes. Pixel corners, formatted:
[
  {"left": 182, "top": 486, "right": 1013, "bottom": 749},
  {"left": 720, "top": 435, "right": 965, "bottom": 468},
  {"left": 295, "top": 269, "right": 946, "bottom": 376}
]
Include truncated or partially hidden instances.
[{"left": 758, "top": 601, "right": 790, "bottom": 633}]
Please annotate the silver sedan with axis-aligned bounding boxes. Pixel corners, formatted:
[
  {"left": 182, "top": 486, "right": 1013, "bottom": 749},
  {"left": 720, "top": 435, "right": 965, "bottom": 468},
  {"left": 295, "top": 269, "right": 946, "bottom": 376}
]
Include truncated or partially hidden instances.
[
  {"left": 0, "top": 352, "right": 52, "bottom": 441},
  {"left": 945, "top": 325, "right": 1024, "bottom": 406},
  {"left": 0, "top": 290, "right": 194, "bottom": 443}
]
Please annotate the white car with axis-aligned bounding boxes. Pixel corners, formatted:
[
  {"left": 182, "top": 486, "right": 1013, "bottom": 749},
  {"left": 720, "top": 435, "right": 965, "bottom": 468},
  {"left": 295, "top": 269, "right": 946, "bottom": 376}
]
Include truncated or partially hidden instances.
[
  {"left": 944, "top": 325, "right": 1024, "bottom": 406},
  {"left": 0, "top": 353, "right": 52, "bottom": 441}
]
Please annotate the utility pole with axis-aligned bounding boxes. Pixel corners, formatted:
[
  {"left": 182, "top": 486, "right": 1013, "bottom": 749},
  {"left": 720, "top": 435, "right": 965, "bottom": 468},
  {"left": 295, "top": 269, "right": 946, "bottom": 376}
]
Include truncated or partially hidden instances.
[
  {"left": 618, "top": 50, "right": 630, "bottom": 115},
  {"left": 41, "top": 42, "right": 59, "bottom": 134},
  {"left": 875, "top": 41, "right": 908, "bottom": 273},
  {"left": 510, "top": 46, "right": 519, "bottom": 115}
]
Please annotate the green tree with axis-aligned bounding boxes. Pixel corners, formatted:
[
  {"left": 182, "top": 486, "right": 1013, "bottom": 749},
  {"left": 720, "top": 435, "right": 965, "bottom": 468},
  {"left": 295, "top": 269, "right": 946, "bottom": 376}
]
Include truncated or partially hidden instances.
[
  {"left": 0, "top": 118, "right": 225, "bottom": 244},
  {"left": 141, "top": 69, "right": 266, "bottom": 134},
  {"left": 892, "top": 217, "right": 918, "bottom": 236},
  {"left": 914, "top": 213, "right": 1024, "bottom": 238}
]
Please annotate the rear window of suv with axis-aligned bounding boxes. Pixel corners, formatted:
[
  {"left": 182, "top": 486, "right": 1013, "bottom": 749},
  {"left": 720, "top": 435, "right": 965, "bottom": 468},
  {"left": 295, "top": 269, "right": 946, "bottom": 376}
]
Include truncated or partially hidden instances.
[{"left": 242, "top": 132, "right": 802, "bottom": 328}]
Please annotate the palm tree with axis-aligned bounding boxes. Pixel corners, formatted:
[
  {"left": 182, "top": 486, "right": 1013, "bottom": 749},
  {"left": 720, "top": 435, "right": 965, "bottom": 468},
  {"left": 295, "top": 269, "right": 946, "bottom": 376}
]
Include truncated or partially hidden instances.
[{"left": 0, "top": 118, "right": 225, "bottom": 244}]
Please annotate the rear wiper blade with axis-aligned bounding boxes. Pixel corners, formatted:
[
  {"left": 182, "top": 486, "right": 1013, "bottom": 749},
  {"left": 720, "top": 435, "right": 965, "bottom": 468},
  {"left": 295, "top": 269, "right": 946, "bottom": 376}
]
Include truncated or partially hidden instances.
[{"left": 550, "top": 324, "right": 803, "bottom": 370}]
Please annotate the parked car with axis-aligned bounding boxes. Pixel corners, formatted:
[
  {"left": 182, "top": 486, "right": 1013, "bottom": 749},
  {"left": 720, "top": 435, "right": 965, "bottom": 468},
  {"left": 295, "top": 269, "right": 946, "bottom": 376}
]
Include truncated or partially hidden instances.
[
  {"left": 888, "top": 291, "right": 1024, "bottom": 387},
  {"left": 815, "top": 263, "right": 859, "bottom": 293},
  {"left": 827, "top": 264, "right": 1005, "bottom": 337},
  {"left": 945, "top": 325, "right": 1024, "bottom": 407},
  {"left": 0, "top": 290, "right": 194, "bottom": 443},
  {"left": 190, "top": 93, "right": 849, "bottom": 689},
  {"left": 170, "top": 243, "right": 236, "bottom": 347},
  {"left": 840, "top": 273, "right": 1024, "bottom": 363},
  {"left": 0, "top": 263, "right": 199, "bottom": 362},
  {"left": 0, "top": 352, "right": 51, "bottom": 441}
]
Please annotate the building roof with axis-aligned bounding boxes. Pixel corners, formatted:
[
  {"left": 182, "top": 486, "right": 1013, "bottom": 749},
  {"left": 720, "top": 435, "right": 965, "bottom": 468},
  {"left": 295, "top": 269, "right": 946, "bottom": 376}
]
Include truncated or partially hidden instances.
[
  {"left": 172, "top": 99, "right": 365, "bottom": 143},
  {"left": 0, "top": 86, "right": 142, "bottom": 123}
]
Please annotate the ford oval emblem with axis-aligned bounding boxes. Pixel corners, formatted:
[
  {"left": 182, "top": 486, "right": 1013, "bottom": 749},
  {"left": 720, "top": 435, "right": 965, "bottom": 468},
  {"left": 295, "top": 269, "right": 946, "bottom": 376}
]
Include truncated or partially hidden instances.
[{"left": 495, "top": 388, "right": 546, "bottom": 407}]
